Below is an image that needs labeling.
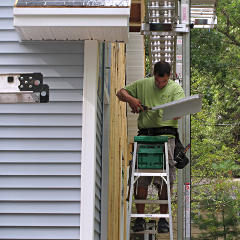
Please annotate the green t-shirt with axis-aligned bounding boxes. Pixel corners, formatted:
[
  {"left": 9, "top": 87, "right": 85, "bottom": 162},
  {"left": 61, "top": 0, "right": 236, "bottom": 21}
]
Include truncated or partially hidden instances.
[{"left": 124, "top": 77, "right": 185, "bottom": 129}]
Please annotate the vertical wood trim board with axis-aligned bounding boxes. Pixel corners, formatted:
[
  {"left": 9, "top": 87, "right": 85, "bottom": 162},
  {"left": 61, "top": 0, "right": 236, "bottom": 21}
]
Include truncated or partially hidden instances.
[
  {"left": 108, "top": 42, "right": 128, "bottom": 240},
  {"left": 81, "top": 40, "right": 98, "bottom": 240}
]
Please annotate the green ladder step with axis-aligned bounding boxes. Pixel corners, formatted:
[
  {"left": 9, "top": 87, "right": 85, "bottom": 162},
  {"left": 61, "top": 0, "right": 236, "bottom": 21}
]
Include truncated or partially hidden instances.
[{"left": 134, "top": 135, "right": 168, "bottom": 143}]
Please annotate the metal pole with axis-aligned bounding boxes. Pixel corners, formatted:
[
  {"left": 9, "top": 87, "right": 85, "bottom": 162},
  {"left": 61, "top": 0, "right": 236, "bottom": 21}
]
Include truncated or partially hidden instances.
[
  {"left": 177, "top": 0, "right": 191, "bottom": 239},
  {"left": 183, "top": 0, "right": 191, "bottom": 239},
  {"left": 183, "top": 27, "right": 191, "bottom": 240},
  {"left": 177, "top": 123, "right": 184, "bottom": 240},
  {"left": 176, "top": 34, "right": 184, "bottom": 240}
]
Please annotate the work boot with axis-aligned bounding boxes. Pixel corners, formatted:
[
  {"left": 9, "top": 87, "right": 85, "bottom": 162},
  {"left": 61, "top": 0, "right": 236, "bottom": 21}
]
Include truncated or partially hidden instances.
[
  {"left": 132, "top": 218, "right": 146, "bottom": 232},
  {"left": 157, "top": 218, "right": 169, "bottom": 233}
]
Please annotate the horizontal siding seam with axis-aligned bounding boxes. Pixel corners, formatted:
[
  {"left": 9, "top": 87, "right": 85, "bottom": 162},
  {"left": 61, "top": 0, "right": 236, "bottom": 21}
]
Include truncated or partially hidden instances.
[
  {"left": 0, "top": 137, "right": 82, "bottom": 140},
  {"left": 0, "top": 200, "right": 81, "bottom": 202}
]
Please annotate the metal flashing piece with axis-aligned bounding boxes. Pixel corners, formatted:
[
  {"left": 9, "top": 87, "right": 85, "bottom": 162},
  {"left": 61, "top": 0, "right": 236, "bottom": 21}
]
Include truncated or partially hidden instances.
[
  {"left": 191, "top": 0, "right": 217, "bottom": 28},
  {"left": 141, "top": 23, "right": 173, "bottom": 32},
  {"left": 0, "top": 73, "right": 49, "bottom": 103},
  {"left": 191, "top": 0, "right": 216, "bottom": 4},
  {"left": 16, "top": 0, "right": 131, "bottom": 7},
  {"left": 174, "top": 24, "right": 190, "bottom": 33},
  {"left": 149, "top": 23, "right": 173, "bottom": 31},
  {"left": 150, "top": 94, "right": 202, "bottom": 121},
  {"left": 142, "top": 23, "right": 189, "bottom": 34}
]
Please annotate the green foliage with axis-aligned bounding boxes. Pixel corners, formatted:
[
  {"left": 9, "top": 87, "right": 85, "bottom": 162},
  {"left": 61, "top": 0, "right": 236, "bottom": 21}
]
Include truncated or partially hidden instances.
[
  {"left": 145, "top": 35, "right": 152, "bottom": 77},
  {"left": 215, "top": 0, "right": 240, "bottom": 47},
  {"left": 191, "top": 1, "right": 240, "bottom": 238},
  {"left": 191, "top": 67, "right": 240, "bottom": 179},
  {"left": 191, "top": 30, "right": 224, "bottom": 75},
  {"left": 192, "top": 181, "right": 240, "bottom": 240}
]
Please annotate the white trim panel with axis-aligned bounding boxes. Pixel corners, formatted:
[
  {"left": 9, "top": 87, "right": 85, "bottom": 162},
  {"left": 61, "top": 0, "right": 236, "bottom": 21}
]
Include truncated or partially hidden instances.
[
  {"left": 13, "top": 8, "right": 130, "bottom": 42},
  {"left": 80, "top": 40, "right": 98, "bottom": 240},
  {"left": 14, "top": 8, "right": 130, "bottom": 16}
]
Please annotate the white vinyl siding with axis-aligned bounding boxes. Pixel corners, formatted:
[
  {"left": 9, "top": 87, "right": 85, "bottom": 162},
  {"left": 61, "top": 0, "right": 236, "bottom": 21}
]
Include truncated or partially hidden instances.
[{"left": 0, "top": 1, "right": 83, "bottom": 239}]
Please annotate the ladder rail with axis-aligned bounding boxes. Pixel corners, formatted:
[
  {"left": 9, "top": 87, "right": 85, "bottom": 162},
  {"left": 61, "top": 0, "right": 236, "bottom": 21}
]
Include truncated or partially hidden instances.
[
  {"left": 127, "top": 142, "right": 138, "bottom": 239},
  {"left": 165, "top": 141, "right": 173, "bottom": 240}
]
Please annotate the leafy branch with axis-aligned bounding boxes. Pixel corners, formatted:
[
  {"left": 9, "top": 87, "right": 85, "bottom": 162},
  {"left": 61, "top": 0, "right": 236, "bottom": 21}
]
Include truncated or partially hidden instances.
[{"left": 215, "top": 0, "right": 240, "bottom": 47}]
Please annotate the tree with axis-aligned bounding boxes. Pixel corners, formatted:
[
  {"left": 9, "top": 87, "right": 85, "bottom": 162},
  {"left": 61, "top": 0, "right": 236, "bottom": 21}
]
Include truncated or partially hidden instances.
[
  {"left": 215, "top": 0, "right": 240, "bottom": 47},
  {"left": 192, "top": 181, "right": 240, "bottom": 240},
  {"left": 190, "top": 0, "right": 240, "bottom": 238}
]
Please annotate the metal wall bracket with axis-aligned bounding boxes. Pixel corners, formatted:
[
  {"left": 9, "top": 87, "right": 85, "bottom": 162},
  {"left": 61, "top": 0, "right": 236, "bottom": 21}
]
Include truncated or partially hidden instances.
[
  {"left": 174, "top": 24, "right": 190, "bottom": 33},
  {"left": 141, "top": 23, "right": 172, "bottom": 32},
  {"left": 0, "top": 73, "right": 49, "bottom": 103},
  {"left": 141, "top": 23, "right": 190, "bottom": 35}
]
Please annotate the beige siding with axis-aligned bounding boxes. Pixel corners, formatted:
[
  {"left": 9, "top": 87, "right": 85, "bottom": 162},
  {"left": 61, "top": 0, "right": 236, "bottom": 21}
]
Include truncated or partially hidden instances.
[{"left": 126, "top": 33, "right": 145, "bottom": 143}]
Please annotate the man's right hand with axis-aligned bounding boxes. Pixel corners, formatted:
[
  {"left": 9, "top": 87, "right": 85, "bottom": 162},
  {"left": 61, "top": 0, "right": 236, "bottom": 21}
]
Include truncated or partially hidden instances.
[
  {"left": 128, "top": 97, "right": 144, "bottom": 113},
  {"left": 116, "top": 88, "right": 144, "bottom": 113}
]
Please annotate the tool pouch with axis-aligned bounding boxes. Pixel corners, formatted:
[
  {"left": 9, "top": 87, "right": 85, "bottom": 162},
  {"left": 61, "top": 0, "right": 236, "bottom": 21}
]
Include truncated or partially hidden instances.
[
  {"left": 145, "top": 127, "right": 190, "bottom": 169},
  {"left": 174, "top": 133, "right": 189, "bottom": 169},
  {"left": 137, "top": 127, "right": 189, "bottom": 169}
]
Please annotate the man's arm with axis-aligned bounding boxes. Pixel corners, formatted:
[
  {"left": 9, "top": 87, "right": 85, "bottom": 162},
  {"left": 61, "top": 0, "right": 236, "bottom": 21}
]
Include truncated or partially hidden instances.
[{"left": 116, "top": 88, "right": 144, "bottom": 113}]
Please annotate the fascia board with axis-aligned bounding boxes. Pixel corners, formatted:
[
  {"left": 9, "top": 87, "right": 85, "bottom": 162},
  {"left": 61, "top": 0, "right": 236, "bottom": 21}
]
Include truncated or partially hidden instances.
[
  {"left": 14, "top": 8, "right": 130, "bottom": 27},
  {"left": 13, "top": 7, "right": 130, "bottom": 16}
]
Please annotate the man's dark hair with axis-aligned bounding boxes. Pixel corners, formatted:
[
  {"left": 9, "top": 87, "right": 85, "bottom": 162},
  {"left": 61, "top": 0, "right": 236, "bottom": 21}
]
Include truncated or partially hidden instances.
[{"left": 153, "top": 61, "right": 171, "bottom": 77}]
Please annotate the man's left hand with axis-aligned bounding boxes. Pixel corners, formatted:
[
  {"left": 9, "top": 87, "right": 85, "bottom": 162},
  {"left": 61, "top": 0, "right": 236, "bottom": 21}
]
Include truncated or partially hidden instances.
[{"left": 173, "top": 117, "right": 181, "bottom": 120}]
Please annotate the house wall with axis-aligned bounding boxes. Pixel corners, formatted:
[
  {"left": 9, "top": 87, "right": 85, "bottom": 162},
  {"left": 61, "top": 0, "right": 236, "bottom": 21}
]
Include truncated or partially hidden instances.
[{"left": 0, "top": 0, "right": 83, "bottom": 239}]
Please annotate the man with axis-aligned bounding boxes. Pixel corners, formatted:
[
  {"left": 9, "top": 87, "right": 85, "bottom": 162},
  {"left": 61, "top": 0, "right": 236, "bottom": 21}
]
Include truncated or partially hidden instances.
[{"left": 116, "top": 61, "right": 185, "bottom": 233}]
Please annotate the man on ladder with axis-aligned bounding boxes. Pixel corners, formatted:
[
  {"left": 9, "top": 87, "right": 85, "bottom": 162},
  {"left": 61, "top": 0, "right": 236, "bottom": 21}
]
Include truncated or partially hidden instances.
[{"left": 117, "top": 61, "right": 185, "bottom": 234}]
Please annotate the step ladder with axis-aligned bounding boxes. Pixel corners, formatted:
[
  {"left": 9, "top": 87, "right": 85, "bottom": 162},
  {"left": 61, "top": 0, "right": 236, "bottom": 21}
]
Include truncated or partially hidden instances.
[{"left": 127, "top": 136, "right": 173, "bottom": 240}]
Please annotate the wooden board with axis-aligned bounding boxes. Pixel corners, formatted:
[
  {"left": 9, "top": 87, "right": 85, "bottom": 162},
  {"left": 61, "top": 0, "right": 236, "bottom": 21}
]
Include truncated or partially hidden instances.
[
  {"left": 129, "top": 0, "right": 145, "bottom": 32},
  {"left": 108, "top": 42, "right": 128, "bottom": 240}
]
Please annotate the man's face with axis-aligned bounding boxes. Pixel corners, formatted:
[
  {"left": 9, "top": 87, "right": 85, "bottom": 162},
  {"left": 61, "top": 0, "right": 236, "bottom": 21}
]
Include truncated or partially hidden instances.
[{"left": 154, "top": 74, "right": 170, "bottom": 89}]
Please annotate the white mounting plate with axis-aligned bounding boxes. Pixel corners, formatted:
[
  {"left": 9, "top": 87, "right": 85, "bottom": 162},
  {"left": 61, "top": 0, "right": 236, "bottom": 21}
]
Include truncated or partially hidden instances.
[
  {"left": 0, "top": 74, "right": 21, "bottom": 92},
  {"left": 0, "top": 92, "right": 40, "bottom": 103},
  {"left": 0, "top": 74, "right": 40, "bottom": 103},
  {"left": 151, "top": 94, "right": 202, "bottom": 121}
]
